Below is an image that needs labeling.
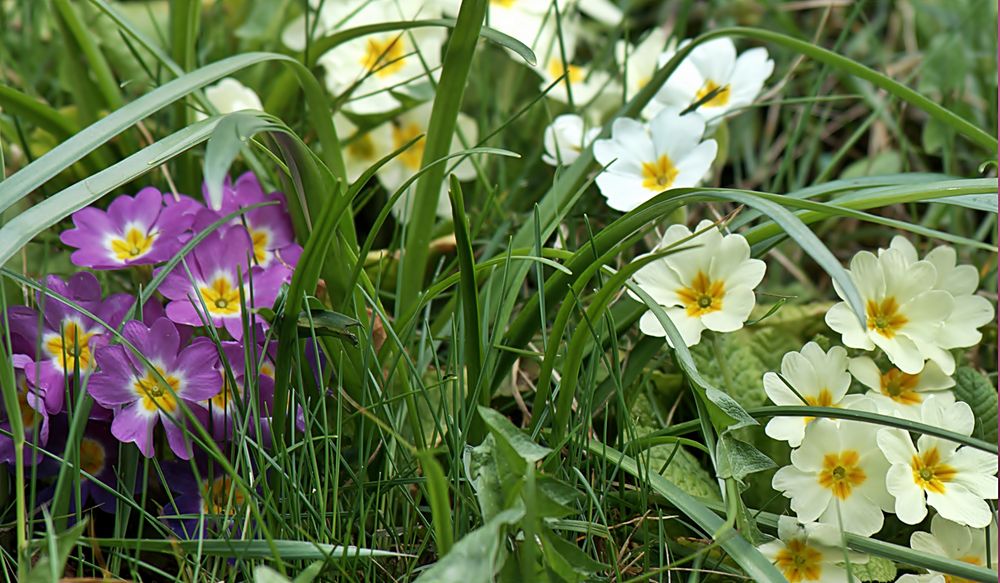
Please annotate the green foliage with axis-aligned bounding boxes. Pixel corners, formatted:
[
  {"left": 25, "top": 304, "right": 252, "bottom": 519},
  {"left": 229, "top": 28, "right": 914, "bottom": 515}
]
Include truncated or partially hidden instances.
[
  {"left": 691, "top": 331, "right": 769, "bottom": 409},
  {"left": 952, "top": 367, "right": 999, "bottom": 443},
  {"left": 852, "top": 556, "right": 899, "bottom": 582}
]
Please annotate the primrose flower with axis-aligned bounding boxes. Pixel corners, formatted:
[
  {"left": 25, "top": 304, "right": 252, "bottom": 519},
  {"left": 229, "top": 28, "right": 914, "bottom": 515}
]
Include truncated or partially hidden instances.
[
  {"left": 40, "top": 418, "right": 118, "bottom": 512},
  {"left": 161, "top": 460, "right": 253, "bottom": 538},
  {"left": 157, "top": 226, "right": 286, "bottom": 339},
  {"left": 876, "top": 395, "right": 998, "bottom": 527},
  {"left": 60, "top": 188, "right": 195, "bottom": 270},
  {"left": 88, "top": 318, "right": 220, "bottom": 459},
  {"left": 886, "top": 236, "right": 995, "bottom": 350},
  {"left": 825, "top": 248, "right": 956, "bottom": 375},
  {"left": 198, "top": 172, "right": 301, "bottom": 271},
  {"left": 593, "top": 111, "right": 717, "bottom": 212},
  {"left": 377, "top": 102, "right": 478, "bottom": 222},
  {"left": 334, "top": 112, "right": 394, "bottom": 183},
  {"left": 629, "top": 220, "right": 766, "bottom": 347},
  {"left": 757, "top": 516, "right": 867, "bottom": 583},
  {"left": 772, "top": 410, "right": 894, "bottom": 537},
  {"left": 652, "top": 37, "right": 774, "bottom": 124},
  {"left": 315, "top": 1, "right": 445, "bottom": 114},
  {"left": 763, "top": 343, "right": 864, "bottom": 447},
  {"left": 0, "top": 355, "right": 49, "bottom": 466},
  {"left": 542, "top": 114, "right": 600, "bottom": 167},
  {"left": 6, "top": 273, "right": 133, "bottom": 413},
  {"left": 539, "top": 55, "right": 613, "bottom": 106},
  {"left": 848, "top": 356, "right": 954, "bottom": 421},
  {"left": 616, "top": 27, "right": 670, "bottom": 104},
  {"left": 203, "top": 341, "right": 275, "bottom": 441},
  {"left": 197, "top": 78, "right": 263, "bottom": 120},
  {"left": 896, "top": 515, "right": 997, "bottom": 582}
]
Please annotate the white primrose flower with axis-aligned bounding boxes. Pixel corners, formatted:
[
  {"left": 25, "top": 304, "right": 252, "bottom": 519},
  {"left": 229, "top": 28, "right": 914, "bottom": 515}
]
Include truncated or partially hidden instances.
[
  {"left": 196, "top": 78, "right": 263, "bottom": 120},
  {"left": 375, "top": 102, "right": 478, "bottom": 222},
  {"left": 333, "top": 112, "right": 394, "bottom": 183},
  {"left": 315, "top": 1, "right": 446, "bottom": 114},
  {"left": 539, "top": 56, "right": 614, "bottom": 106},
  {"left": 763, "top": 343, "right": 867, "bottom": 448},
  {"left": 876, "top": 395, "right": 998, "bottom": 528},
  {"left": 848, "top": 356, "right": 955, "bottom": 421},
  {"left": 886, "top": 236, "right": 995, "bottom": 350},
  {"left": 824, "top": 248, "right": 956, "bottom": 375},
  {"left": 772, "top": 408, "right": 895, "bottom": 537},
  {"left": 282, "top": 0, "right": 442, "bottom": 50},
  {"left": 652, "top": 37, "right": 774, "bottom": 124},
  {"left": 542, "top": 114, "right": 600, "bottom": 167},
  {"left": 593, "top": 111, "right": 717, "bottom": 212},
  {"left": 629, "top": 220, "right": 766, "bottom": 347},
  {"left": 757, "top": 517, "right": 868, "bottom": 583},
  {"left": 896, "top": 515, "right": 998, "bottom": 583},
  {"left": 615, "top": 27, "right": 670, "bottom": 103}
]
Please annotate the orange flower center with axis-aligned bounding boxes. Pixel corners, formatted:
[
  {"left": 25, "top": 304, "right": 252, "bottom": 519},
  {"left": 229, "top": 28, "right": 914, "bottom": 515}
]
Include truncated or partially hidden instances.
[
  {"left": 361, "top": 35, "right": 406, "bottom": 78},
  {"left": 393, "top": 122, "right": 425, "bottom": 170},
  {"left": 910, "top": 447, "right": 957, "bottom": 495},
  {"left": 774, "top": 539, "right": 824, "bottom": 582},
  {"left": 802, "top": 388, "right": 835, "bottom": 424},
  {"left": 203, "top": 476, "right": 247, "bottom": 515},
  {"left": 695, "top": 80, "right": 731, "bottom": 108},
  {"left": 134, "top": 366, "right": 181, "bottom": 413},
  {"left": 677, "top": 271, "right": 725, "bottom": 317},
  {"left": 817, "top": 450, "right": 866, "bottom": 500},
  {"left": 866, "top": 297, "right": 908, "bottom": 339},
  {"left": 880, "top": 368, "right": 922, "bottom": 404}
]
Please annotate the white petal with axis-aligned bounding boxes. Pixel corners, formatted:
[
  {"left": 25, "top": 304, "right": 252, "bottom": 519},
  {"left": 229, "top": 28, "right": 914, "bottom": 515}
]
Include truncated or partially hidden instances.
[
  {"left": 926, "top": 483, "right": 994, "bottom": 528},
  {"left": 848, "top": 251, "right": 886, "bottom": 300},
  {"left": 825, "top": 302, "right": 873, "bottom": 350},
  {"left": 876, "top": 428, "right": 917, "bottom": 464},
  {"left": 939, "top": 295, "right": 994, "bottom": 349},
  {"left": 638, "top": 307, "right": 706, "bottom": 347},
  {"left": 688, "top": 38, "right": 737, "bottom": 87},
  {"left": 773, "top": 465, "right": 832, "bottom": 524},
  {"left": 948, "top": 447, "right": 999, "bottom": 498},
  {"left": 763, "top": 371, "right": 805, "bottom": 406},
  {"left": 831, "top": 494, "right": 885, "bottom": 537},
  {"left": 701, "top": 286, "right": 754, "bottom": 332},
  {"left": 649, "top": 111, "right": 706, "bottom": 163},
  {"left": 871, "top": 333, "right": 924, "bottom": 375},
  {"left": 886, "top": 463, "right": 928, "bottom": 524},
  {"left": 672, "top": 140, "right": 717, "bottom": 187},
  {"left": 765, "top": 416, "right": 808, "bottom": 447}
]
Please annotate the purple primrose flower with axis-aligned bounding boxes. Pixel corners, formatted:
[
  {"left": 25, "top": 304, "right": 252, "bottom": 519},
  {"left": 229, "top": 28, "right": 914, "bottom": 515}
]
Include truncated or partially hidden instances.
[
  {"left": 0, "top": 355, "right": 49, "bottom": 465},
  {"left": 87, "top": 318, "right": 220, "bottom": 459}
]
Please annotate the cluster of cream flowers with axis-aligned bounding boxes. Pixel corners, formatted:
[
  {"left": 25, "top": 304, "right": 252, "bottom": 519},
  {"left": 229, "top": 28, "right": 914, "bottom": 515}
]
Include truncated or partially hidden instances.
[{"left": 759, "top": 238, "right": 996, "bottom": 582}]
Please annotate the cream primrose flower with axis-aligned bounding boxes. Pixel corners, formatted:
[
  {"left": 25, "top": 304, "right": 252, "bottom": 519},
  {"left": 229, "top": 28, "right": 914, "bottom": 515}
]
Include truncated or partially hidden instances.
[
  {"left": 616, "top": 28, "right": 670, "bottom": 104},
  {"left": 593, "top": 111, "right": 717, "bottom": 212},
  {"left": 876, "top": 395, "right": 998, "bottom": 527},
  {"left": 196, "top": 78, "right": 263, "bottom": 121},
  {"left": 848, "top": 356, "right": 955, "bottom": 421},
  {"left": 652, "top": 37, "right": 774, "bottom": 125},
  {"left": 763, "top": 343, "right": 867, "bottom": 448},
  {"left": 283, "top": 0, "right": 443, "bottom": 51},
  {"left": 333, "top": 113, "right": 394, "bottom": 183},
  {"left": 824, "top": 248, "right": 955, "bottom": 375},
  {"left": 772, "top": 407, "right": 895, "bottom": 537},
  {"left": 315, "top": 1, "right": 446, "bottom": 114},
  {"left": 629, "top": 220, "right": 766, "bottom": 348},
  {"left": 886, "top": 236, "right": 995, "bottom": 350},
  {"left": 896, "top": 515, "right": 998, "bottom": 583},
  {"left": 757, "top": 517, "right": 867, "bottom": 583},
  {"left": 539, "top": 55, "right": 614, "bottom": 106},
  {"left": 542, "top": 114, "right": 600, "bottom": 167},
  {"left": 375, "top": 101, "right": 478, "bottom": 222}
]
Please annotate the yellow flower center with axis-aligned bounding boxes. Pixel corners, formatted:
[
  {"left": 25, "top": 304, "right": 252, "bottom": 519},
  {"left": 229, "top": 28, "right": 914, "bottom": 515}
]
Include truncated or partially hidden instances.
[
  {"left": 774, "top": 539, "right": 824, "bottom": 583},
  {"left": 677, "top": 271, "right": 725, "bottom": 317},
  {"left": 45, "top": 320, "right": 96, "bottom": 372},
  {"left": 110, "top": 226, "right": 157, "bottom": 261},
  {"left": 203, "top": 476, "right": 247, "bottom": 515},
  {"left": 250, "top": 228, "right": 270, "bottom": 265},
  {"left": 491, "top": 0, "right": 517, "bottom": 6},
  {"left": 802, "top": 388, "right": 835, "bottom": 424},
  {"left": 17, "top": 378, "right": 36, "bottom": 427},
  {"left": 79, "top": 437, "right": 106, "bottom": 479},
  {"left": 866, "top": 297, "right": 908, "bottom": 339},
  {"left": 210, "top": 377, "right": 241, "bottom": 410},
  {"left": 910, "top": 447, "right": 957, "bottom": 495},
  {"left": 199, "top": 276, "right": 242, "bottom": 316},
  {"left": 547, "top": 59, "right": 584, "bottom": 84},
  {"left": 347, "top": 133, "right": 377, "bottom": 160},
  {"left": 259, "top": 362, "right": 275, "bottom": 379},
  {"left": 640, "top": 154, "right": 679, "bottom": 191},
  {"left": 944, "top": 557, "right": 984, "bottom": 583},
  {"left": 393, "top": 122, "right": 425, "bottom": 170},
  {"left": 817, "top": 450, "right": 866, "bottom": 500},
  {"left": 133, "top": 366, "right": 181, "bottom": 413},
  {"left": 361, "top": 35, "right": 406, "bottom": 78},
  {"left": 879, "top": 368, "right": 922, "bottom": 405},
  {"left": 695, "top": 80, "right": 731, "bottom": 108}
]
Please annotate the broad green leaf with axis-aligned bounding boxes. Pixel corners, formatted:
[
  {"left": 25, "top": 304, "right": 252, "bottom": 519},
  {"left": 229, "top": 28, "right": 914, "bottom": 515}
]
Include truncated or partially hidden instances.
[
  {"left": 952, "top": 367, "right": 998, "bottom": 443},
  {"left": 297, "top": 308, "right": 361, "bottom": 344},
  {"left": 412, "top": 507, "right": 525, "bottom": 583},
  {"left": 26, "top": 518, "right": 88, "bottom": 583},
  {"left": 478, "top": 406, "right": 552, "bottom": 464},
  {"left": 715, "top": 434, "right": 776, "bottom": 484}
]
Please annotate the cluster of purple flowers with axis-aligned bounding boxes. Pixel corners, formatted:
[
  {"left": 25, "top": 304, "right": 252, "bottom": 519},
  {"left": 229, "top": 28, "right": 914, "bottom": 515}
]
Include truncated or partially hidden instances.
[{"left": 1, "top": 172, "right": 299, "bottom": 523}]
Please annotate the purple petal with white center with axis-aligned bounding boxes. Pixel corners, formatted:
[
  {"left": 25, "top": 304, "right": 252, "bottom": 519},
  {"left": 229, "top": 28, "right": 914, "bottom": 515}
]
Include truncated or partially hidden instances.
[
  {"left": 175, "top": 342, "right": 222, "bottom": 401},
  {"left": 89, "top": 345, "right": 140, "bottom": 406},
  {"left": 111, "top": 404, "right": 157, "bottom": 458}
]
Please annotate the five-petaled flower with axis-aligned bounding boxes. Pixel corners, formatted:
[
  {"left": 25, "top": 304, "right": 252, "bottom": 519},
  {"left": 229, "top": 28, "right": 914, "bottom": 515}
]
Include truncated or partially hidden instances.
[
  {"left": 88, "top": 318, "right": 220, "bottom": 459},
  {"left": 757, "top": 516, "right": 867, "bottom": 582},
  {"left": 630, "top": 220, "right": 766, "bottom": 347},
  {"left": 60, "top": 188, "right": 195, "bottom": 270},
  {"left": 593, "top": 111, "right": 718, "bottom": 212},
  {"left": 772, "top": 409, "right": 894, "bottom": 536},
  {"left": 848, "top": 356, "right": 955, "bottom": 421},
  {"left": 876, "top": 395, "right": 998, "bottom": 527},
  {"left": 895, "top": 515, "right": 997, "bottom": 582},
  {"left": 764, "top": 343, "right": 865, "bottom": 447}
]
